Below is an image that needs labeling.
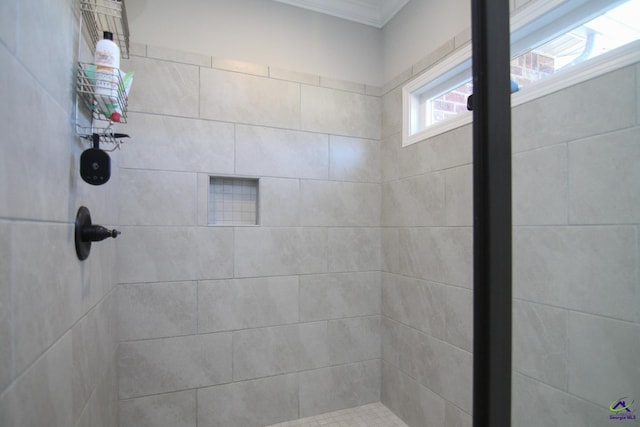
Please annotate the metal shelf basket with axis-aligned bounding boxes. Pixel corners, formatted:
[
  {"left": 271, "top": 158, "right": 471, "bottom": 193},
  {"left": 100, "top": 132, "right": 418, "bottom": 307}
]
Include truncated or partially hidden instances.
[
  {"left": 80, "top": 0, "right": 130, "bottom": 59},
  {"left": 76, "top": 61, "right": 129, "bottom": 124}
]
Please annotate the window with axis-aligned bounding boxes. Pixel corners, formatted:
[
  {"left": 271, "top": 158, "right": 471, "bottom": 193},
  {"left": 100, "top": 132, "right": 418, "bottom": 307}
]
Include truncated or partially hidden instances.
[{"left": 403, "top": 0, "right": 640, "bottom": 146}]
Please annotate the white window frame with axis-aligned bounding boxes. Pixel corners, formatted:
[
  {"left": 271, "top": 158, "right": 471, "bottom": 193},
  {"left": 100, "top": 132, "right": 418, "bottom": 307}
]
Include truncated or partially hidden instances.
[{"left": 402, "top": 0, "right": 640, "bottom": 147}]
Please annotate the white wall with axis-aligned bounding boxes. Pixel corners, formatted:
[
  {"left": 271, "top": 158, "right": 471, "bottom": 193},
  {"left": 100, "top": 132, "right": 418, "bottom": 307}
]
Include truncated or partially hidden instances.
[
  {"left": 126, "top": 0, "right": 383, "bottom": 85},
  {"left": 382, "top": 0, "right": 471, "bottom": 82},
  {"left": 126, "top": 0, "right": 473, "bottom": 87}
]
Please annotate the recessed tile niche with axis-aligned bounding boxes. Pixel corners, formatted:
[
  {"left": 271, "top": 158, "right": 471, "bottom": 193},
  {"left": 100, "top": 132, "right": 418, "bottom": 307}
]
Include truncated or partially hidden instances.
[{"left": 208, "top": 177, "right": 259, "bottom": 225}]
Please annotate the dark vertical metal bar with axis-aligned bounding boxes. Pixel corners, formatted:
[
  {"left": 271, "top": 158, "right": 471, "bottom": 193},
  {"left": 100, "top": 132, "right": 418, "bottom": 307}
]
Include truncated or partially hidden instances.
[{"left": 471, "top": 0, "right": 512, "bottom": 425}]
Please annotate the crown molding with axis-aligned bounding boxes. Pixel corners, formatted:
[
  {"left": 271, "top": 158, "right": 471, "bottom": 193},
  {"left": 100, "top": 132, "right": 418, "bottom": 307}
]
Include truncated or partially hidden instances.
[{"left": 273, "top": 0, "right": 409, "bottom": 28}]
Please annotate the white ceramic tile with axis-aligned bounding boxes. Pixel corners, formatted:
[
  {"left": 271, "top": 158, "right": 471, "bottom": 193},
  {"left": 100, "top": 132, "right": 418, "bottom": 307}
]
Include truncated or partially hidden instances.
[
  {"left": 117, "top": 226, "right": 234, "bottom": 283},
  {"left": 118, "top": 112, "right": 235, "bottom": 173},
  {"left": 568, "top": 312, "right": 640, "bottom": 407},
  {"left": 383, "top": 66, "right": 413, "bottom": 97},
  {"left": 197, "top": 173, "right": 209, "bottom": 226},
  {"left": 211, "top": 58, "right": 268, "bottom": 76},
  {"left": 381, "top": 360, "right": 445, "bottom": 427},
  {"left": 88, "top": 361, "right": 118, "bottom": 427},
  {"left": 200, "top": 67, "right": 301, "bottom": 128},
  {"left": 299, "top": 271, "right": 380, "bottom": 321},
  {"left": 366, "top": 85, "right": 382, "bottom": 96},
  {"left": 512, "top": 373, "right": 605, "bottom": 427},
  {"left": 119, "top": 169, "right": 198, "bottom": 226},
  {"left": 512, "top": 300, "right": 568, "bottom": 390},
  {"left": 0, "top": 46, "right": 74, "bottom": 222},
  {"left": 445, "top": 165, "right": 473, "bottom": 226},
  {"left": 269, "top": 67, "right": 319, "bottom": 85},
  {"left": 147, "top": 45, "right": 211, "bottom": 67},
  {"left": 233, "top": 227, "right": 327, "bottom": 278},
  {"left": 454, "top": 28, "right": 472, "bottom": 48},
  {"left": 0, "top": 0, "right": 17, "bottom": 52},
  {"left": 198, "top": 276, "right": 299, "bottom": 333},
  {"left": 122, "top": 56, "right": 200, "bottom": 118},
  {"left": 128, "top": 42, "right": 147, "bottom": 57},
  {"left": 299, "top": 360, "right": 380, "bottom": 417},
  {"left": 327, "top": 316, "right": 380, "bottom": 365},
  {"left": 235, "top": 125, "right": 328, "bottom": 179},
  {"left": 75, "top": 384, "right": 93, "bottom": 427},
  {"left": 0, "top": 332, "right": 73, "bottom": 427},
  {"left": 443, "top": 286, "right": 473, "bottom": 352},
  {"left": 381, "top": 228, "right": 400, "bottom": 273},
  {"left": 381, "top": 361, "right": 420, "bottom": 427},
  {"left": 300, "top": 181, "right": 380, "bottom": 226},
  {"left": 298, "top": 321, "right": 329, "bottom": 370},
  {"left": 512, "top": 66, "right": 636, "bottom": 152},
  {"left": 514, "top": 226, "right": 637, "bottom": 321},
  {"left": 233, "top": 325, "right": 302, "bottom": 381},
  {"left": 445, "top": 402, "right": 472, "bottom": 427},
  {"left": 119, "top": 390, "right": 196, "bottom": 427},
  {"left": 119, "top": 112, "right": 234, "bottom": 174},
  {"left": 569, "top": 127, "right": 640, "bottom": 224},
  {"left": 398, "top": 227, "right": 473, "bottom": 288},
  {"left": 399, "top": 124, "right": 472, "bottom": 177},
  {"left": 12, "top": 223, "right": 79, "bottom": 377},
  {"left": 301, "top": 85, "right": 381, "bottom": 140},
  {"left": 327, "top": 227, "right": 380, "bottom": 272},
  {"left": 197, "top": 374, "right": 299, "bottom": 427},
  {"left": 381, "top": 133, "right": 401, "bottom": 183},
  {"left": 118, "top": 332, "right": 232, "bottom": 399},
  {"left": 118, "top": 282, "right": 196, "bottom": 341},
  {"left": 329, "top": 135, "right": 381, "bottom": 183},
  {"left": 381, "top": 318, "right": 400, "bottom": 368},
  {"left": 398, "top": 327, "right": 472, "bottom": 413},
  {"left": 418, "top": 385, "right": 448, "bottom": 427},
  {"left": 259, "top": 177, "right": 301, "bottom": 226},
  {"left": 320, "top": 77, "right": 366, "bottom": 94},
  {"left": 636, "top": 64, "right": 640, "bottom": 125},
  {"left": 382, "top": 173, "right": 446, "bottom": 226},
  {"left": 382, "top": 87, "right": 402, "bottom": 139},
  {"left": 72, "top": 294, "right": 117, "bottom": 421},
  {"left": 381, "top": 273, "right": 446, "bottom": 340},
  {"left": 16, "top": 0, "right": 75, "bottom": 106},
  {"left": 0, "top": 221, "right": 11, "bottom": 392},
  {"left": 513, "top": 144, "right": 568, "bottom": 225}
]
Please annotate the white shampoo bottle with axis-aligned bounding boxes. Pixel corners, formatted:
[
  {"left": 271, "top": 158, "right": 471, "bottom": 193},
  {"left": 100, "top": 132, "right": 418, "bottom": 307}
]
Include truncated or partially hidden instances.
[{"left": 94, "top": 31, "right": 120, "bottom": 111}]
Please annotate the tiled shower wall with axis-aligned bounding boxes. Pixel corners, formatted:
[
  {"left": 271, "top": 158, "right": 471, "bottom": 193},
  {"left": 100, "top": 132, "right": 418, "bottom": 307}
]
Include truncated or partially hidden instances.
[
  {"left": 0, "top": 1, "right": 119, "bottom": 426},
  {"left": 380, "top": 11, "right": 640, "bottom": 427},
  {"left": 380, "top": 30, "right": 475, "bottom": 427},
  {"left": 509, "top": 63, "right": 640, "bottom": 426},
  {"left": 115, "top": 44, "right": 382, "bottom": 427}
]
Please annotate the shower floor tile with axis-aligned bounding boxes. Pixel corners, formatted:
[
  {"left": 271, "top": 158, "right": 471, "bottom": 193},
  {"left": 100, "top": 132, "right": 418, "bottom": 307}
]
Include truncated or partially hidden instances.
[{"left": 265, "top": 402, "right": 408, "bottom": 427}]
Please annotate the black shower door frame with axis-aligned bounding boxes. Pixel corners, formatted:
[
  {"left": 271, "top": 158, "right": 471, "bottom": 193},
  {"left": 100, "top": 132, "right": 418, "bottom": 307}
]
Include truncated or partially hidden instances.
[{"left": 471, "top": 0, "right": 513, "bottom": 426}]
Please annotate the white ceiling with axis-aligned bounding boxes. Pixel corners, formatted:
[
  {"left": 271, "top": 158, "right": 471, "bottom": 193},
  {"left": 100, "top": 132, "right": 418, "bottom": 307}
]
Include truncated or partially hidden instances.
[{"left": 272, "top": 0, "right": 410, "bottom": 28}]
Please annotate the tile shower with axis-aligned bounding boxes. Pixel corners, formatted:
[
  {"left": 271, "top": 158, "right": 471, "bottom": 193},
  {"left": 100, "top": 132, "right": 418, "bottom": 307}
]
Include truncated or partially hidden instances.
[
  {"left": 1, "top": 1, "right": 639, "bottom": 427},
  {"left": 115, "top": 44, "right": 383, "bottom": 427}
]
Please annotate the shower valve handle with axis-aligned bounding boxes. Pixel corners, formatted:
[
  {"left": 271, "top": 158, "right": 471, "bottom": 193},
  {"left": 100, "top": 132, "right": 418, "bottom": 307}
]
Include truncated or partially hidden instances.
[{"left": 81, "top": 224, "right": 121, "bottom": 242}]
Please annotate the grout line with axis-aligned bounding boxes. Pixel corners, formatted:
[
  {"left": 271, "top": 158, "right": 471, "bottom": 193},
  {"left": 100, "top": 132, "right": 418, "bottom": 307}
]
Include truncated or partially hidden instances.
[
  {"left": 196, "top": 65, "right": 200, "bottom": 119},
  {"left": 565, "top": 141, "right": 571, "bottom": 225},
  {"left": 195, "top": 280, "right": 199, "bottom": 335}
]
